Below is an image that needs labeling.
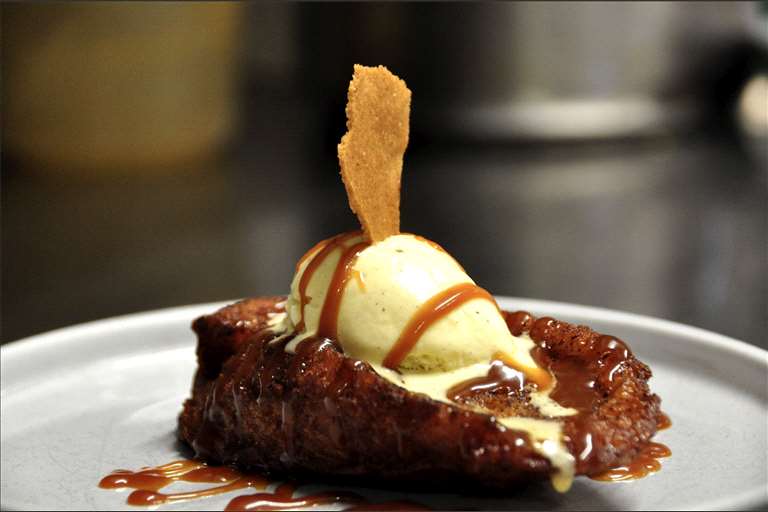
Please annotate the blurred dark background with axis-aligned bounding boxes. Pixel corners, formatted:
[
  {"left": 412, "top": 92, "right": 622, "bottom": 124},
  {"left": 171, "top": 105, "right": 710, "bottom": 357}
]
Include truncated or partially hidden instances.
[{"left": 2, "top": 2, "right": 766, "bottom": 347}]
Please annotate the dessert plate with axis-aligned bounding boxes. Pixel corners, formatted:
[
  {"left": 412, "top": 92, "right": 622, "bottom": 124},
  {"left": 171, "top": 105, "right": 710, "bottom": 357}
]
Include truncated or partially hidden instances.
[{"left": 2, "top": 298, "right": 766, "bottom": 511}]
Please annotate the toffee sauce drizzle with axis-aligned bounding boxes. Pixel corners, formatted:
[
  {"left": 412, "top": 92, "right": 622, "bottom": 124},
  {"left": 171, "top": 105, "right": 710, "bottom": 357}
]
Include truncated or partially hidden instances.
[
  {"left": 98, "top": 460, "right": 267, "bottom": 507},
  {"left": 531, "top": 319, "right": 672, "bottom": 481},
  {"left": 590, "top": 442, "right": 671, "bottom": 482},
  {"left": 225, "top": 482, "right": 361, "bottom": 511},
  {"left": 296, "top": 232, "right": 499, "bottom": 374},
  {"left": 657, "top": 412, "right": 672, "bottom": 431},
  {"left": 317, "top": 241, "right": 370, "bottom": 339},
  {"left": 295, "top": 231, "right": 362, "bottom": 332},
  {"left": 452, "top": 311, "right": 672, "bottom": 482},
  {"left": 99, "top": 461, "right": 428, "bottom": 510},
  {"left": 586, "top": 412, "right": 673, "bottom": 482},
  {"left": 382, "top": 282, "right": 497, "bottom": 369}
]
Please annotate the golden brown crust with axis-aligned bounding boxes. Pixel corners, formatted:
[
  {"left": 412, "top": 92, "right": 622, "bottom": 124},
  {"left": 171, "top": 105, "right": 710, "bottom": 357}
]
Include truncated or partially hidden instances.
[
  {"left": 179, "top": 297, "right": 662, "bottom": 489},
  {"left": 523, "top": 315, "right": 661, "bottom": 475},
  {"left": 338, "top": 65, "right": 411, "bottom": 242}
]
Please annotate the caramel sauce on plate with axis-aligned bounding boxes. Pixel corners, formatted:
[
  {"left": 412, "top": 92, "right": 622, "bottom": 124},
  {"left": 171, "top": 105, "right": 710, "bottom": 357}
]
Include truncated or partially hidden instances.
[
  {"left": 590, "top": 442, "right": 671, "bottom": 482},
  {"left": 225, "top": 482, "right": 360, "bottom": 511},
  {"left": 99, "top": 460, "right": 427, "bottom": 510},
  {"left": 98, "top": 460, "right": 267, "bottom": 507},
  {"left": 657, "top": 411, "right": 672, "bottom": 431},
  {"left": 585, "top": 412, "right": 672, "bottom": 482}
]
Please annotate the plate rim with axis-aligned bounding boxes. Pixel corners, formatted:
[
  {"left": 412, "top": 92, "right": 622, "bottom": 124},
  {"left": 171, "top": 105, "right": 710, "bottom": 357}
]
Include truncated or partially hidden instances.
[{"left": 2, "top": 296, "right": 766, "bottom": 366}]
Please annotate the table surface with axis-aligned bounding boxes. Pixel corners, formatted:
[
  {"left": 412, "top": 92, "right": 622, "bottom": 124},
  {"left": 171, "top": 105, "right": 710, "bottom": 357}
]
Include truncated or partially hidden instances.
[{"left": 2, "top": 96, "right": 766, "bottom": 348}]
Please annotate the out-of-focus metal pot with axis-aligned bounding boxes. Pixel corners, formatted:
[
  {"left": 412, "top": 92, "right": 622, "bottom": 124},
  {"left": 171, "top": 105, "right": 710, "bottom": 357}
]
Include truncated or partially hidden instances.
[{"left": 299, "top": 2, "right": 760, "bottom": 140}]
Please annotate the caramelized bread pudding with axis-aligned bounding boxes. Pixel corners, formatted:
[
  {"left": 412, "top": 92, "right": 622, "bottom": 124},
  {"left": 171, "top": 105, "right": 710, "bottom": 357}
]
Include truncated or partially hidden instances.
[{"left": 179, "top": 297, "right": 661, "bottom": 492}]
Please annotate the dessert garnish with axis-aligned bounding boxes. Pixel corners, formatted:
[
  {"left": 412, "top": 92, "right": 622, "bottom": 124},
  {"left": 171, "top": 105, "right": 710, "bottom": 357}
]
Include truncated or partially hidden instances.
[{"left": 338, "top": 64, "right": 410, "bottom": 243}]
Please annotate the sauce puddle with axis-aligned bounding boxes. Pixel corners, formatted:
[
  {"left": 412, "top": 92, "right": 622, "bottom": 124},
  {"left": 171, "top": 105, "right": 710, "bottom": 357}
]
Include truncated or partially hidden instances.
[
  {"left": 99, "top": 460, "right": 428, "bottom": 510},
  {"left": 383, "top": 282, "right": 497, "bottom": 369},
  {"left": 225, "top": 482, "right": 361, "bottom": 511},
  {"left": 657, "top": 411, "right": 672, "bottom": 431},
  {"left": 99, "top": 460, "right": 267, "bottom": 507},
  {"left": 458, "top": 311, "right": 673, "bottom": 485},
  {"left": 590, "top": 413, "right": 672, "bottom": 482},
  {"left": 590, "top": 441, "right": 672, "bottom": 482}
]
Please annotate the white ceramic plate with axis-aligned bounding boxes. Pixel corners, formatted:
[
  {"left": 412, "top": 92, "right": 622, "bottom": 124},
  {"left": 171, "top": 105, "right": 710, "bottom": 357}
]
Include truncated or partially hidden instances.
[{"left": 2, "top": 298, "right": 766, "bottom": 511}]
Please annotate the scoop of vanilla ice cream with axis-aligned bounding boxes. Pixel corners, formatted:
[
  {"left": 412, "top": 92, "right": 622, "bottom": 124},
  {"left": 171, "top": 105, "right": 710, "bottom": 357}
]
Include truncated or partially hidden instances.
[{"left": 286, "top": 233, "right": 534, "bottom": 373}]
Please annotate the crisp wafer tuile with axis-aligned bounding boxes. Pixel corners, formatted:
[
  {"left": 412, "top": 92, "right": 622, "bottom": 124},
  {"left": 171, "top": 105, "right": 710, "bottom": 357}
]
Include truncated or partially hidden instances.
[{"left": 338, "top": 64, "right": 411, "bottom": 242}]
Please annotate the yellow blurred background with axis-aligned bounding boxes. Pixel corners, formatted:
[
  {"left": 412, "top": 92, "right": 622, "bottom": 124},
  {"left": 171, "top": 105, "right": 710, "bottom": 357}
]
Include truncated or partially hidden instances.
[{"left": 4, "top": 3, "right": 242, "bottom": 173}]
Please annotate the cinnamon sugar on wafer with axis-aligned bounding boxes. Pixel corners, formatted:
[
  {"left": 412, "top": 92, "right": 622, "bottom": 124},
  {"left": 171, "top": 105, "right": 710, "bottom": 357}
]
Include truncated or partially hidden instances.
[{"left": 338, "top": 65, "right": 411, "bottom": 242}]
